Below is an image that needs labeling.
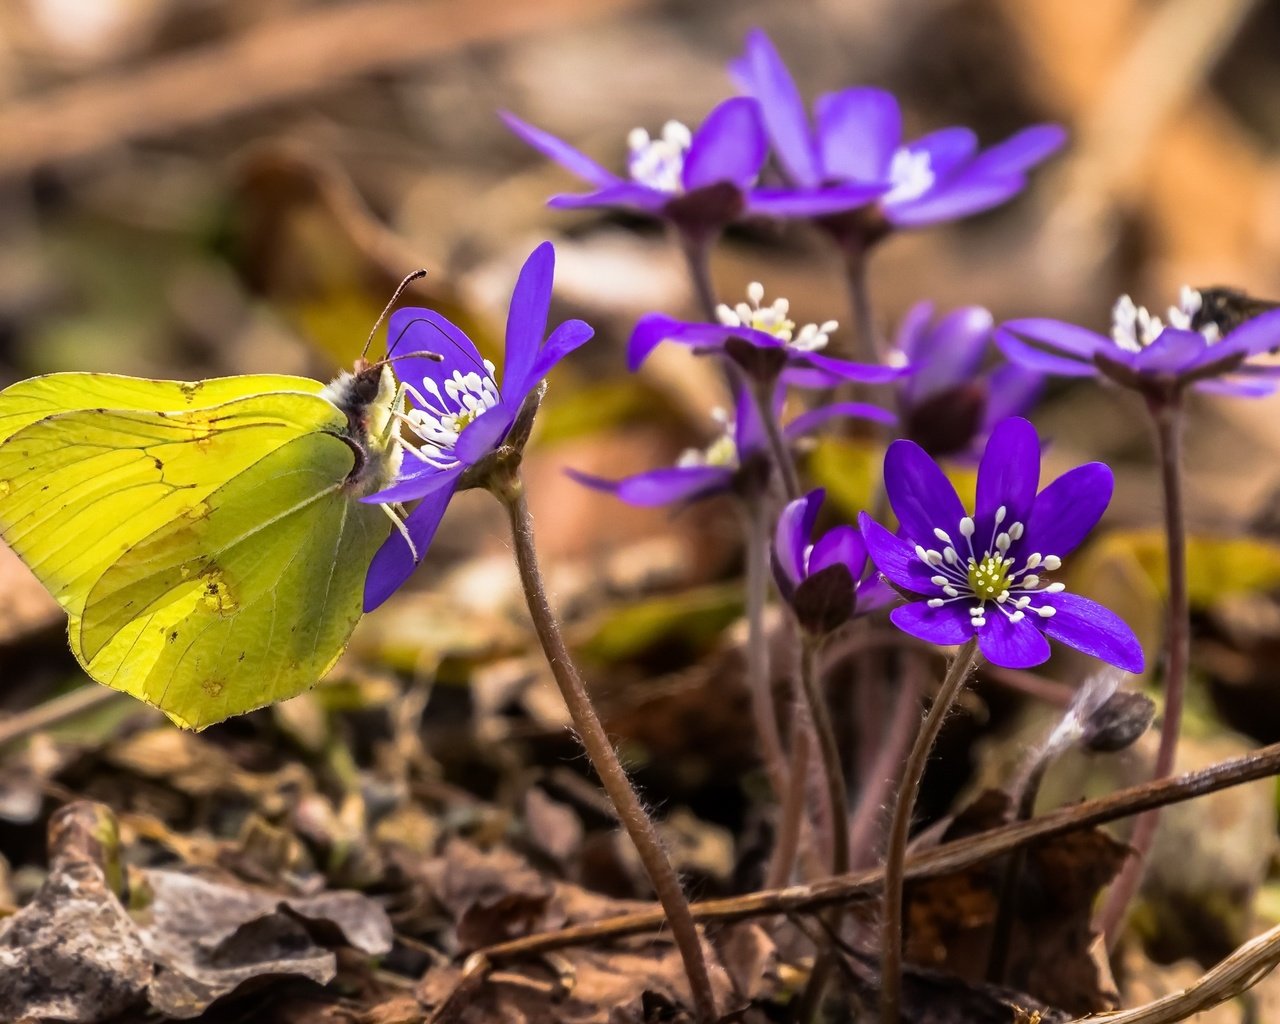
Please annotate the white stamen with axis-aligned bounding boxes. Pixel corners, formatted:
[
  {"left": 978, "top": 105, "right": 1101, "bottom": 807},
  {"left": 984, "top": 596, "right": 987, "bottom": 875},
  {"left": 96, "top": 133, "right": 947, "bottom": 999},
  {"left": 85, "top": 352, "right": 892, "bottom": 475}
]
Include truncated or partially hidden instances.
[
  {"left": 1043, "top": 555, "right": 1062, "bottom": 570},
  {"left": 883, "top": 147, "right": 936, "bottom": 205},
  {"left": 627, "top": 119, "right": 692, "bottom": 193},
  {"left": 959, "top": 517, "right": 975, "bottom": 538},
  {"left": 1110, "top": 285, "right": 1219, "bottom": 352}
]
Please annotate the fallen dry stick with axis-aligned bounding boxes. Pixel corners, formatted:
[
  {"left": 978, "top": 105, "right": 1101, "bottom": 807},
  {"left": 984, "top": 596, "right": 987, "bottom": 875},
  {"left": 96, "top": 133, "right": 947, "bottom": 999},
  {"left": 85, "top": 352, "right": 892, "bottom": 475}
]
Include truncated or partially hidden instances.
[
  {"left": 0, "top": 0, "right": 646, "bottom": 180},
  {"left": 1067, "top": 921, "right": 1280, "bottom": 1023},
  {"left": 474, "top": 740, "right": 1280, "bottom": 962}
]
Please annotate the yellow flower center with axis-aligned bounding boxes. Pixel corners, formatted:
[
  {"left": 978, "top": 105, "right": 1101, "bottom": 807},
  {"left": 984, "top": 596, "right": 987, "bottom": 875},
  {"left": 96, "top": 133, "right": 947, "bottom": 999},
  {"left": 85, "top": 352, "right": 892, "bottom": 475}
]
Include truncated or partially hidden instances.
[{"left": 967, "top": 554, "right": 1012, "bottom": 600}]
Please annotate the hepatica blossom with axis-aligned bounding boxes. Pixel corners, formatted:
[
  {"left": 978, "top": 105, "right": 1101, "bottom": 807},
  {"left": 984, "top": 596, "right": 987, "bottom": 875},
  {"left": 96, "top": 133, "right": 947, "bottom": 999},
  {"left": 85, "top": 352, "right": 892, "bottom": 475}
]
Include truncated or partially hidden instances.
[
  {"left": 629, "top": 281, "right": 907, "bottom": 385},
  {"left": 361, "top": 242, "right": 592, "bottom": 611},
  {"left": 774, "top": 488, "right": 889, "bottom": 634},
  {"left": 501, "top": 98, "right": 781, "bottom": 227},
  {"left": 859, "top": 417, "right": 1143, "bottom": 671},
  {"left": 569, "top": 383, "right": 892, "bottom": 506},
  {"left": 892, "top": 301, "right": 1042, "bottom": 457},
  {"left": 997, "top": 286, "right": 1280, "bottom": 396},
  {"left": 731, "top": 29, "right": 1065, "bottom": 228}
]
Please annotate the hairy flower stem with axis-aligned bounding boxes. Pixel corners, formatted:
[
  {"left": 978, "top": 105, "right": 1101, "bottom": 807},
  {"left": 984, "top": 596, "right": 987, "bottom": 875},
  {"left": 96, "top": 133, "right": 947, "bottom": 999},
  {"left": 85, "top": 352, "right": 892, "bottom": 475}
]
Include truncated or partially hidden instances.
[
  {"left": 839, "top": 238, "right": 881, "bottom": 364},
  {"left": 677, "top": 228, "right": 721, "bottom": 322},
  {"left": 1096, "top": 396, "right": 1189, "bottom": 944},
  {"left": 766, "top": 701, "right": 813, "bottom": 888},
  {"left": 751, "top": 377, "right": 802, "bottom": 500},
  {"left": 742, "top": 503, "right": 792, "bottom": 808},
  {"left": 881, "top": 638, "right": 982, "bottom": 1024},
  {"left": 495, "top": 474, "right": 719, "bottom": 1023},
  {"left": 793, "top": 636, "right": 852, "bottom": 1021},
  {"left": 848, "top": 654, "right": 924, "bottom": 868}
]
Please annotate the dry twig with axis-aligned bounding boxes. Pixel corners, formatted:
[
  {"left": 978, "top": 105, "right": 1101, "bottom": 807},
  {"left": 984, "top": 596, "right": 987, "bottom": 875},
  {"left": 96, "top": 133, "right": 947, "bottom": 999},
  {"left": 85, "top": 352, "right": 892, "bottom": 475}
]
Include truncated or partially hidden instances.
[
  {"left": 1067, "top": 922, "right": 1280, "bottom": 1023},
  {"left": 0, "top": 0, "right": 646, "bottom": 180},
  {"left": 472, "top": 740, "right": 1280, "bottom": 962}
]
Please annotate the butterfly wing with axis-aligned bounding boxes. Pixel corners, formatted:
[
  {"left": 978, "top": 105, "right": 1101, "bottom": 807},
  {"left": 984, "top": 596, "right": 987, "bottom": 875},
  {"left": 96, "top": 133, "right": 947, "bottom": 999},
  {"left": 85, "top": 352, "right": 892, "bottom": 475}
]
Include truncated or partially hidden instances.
[
  {"left": 0, "top": 377, "right": 389, "bottom": 729},
  {"left": 0, "top": 387, "right": 340, "bottom": 616},
  {"left": 72, "top": 431, "right": 388, "bottom": 729},
  {"left": 0, "top": 372, "right": 326, "bottom": 443}
]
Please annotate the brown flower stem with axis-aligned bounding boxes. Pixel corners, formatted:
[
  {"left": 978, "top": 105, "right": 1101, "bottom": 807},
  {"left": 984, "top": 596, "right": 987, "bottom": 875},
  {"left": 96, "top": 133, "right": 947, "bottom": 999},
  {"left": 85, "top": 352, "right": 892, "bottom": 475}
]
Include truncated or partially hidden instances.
[
  {"left": 848, "top": 654, "right": 924, "bottom": 868},
  {"left": 751, "top": 377, "right": 802, "bottom": 500},
  {"left": 766, "top": 700, "right": 812, "bottom": 888},
  {"left": 494, "top": 473, "right": 718, "bottom": 1023},
  {"left": 1096, "top": 396, "right": 1188, "bottom": 944},
  {"left": 881, "top": 638, "right": 981, "bottom": 1024},
  {"left": 741, "top": 503, "right": 791, "bottom": 807},
  {"left": 839, "top": 237, "right": 881, "bottom": 364},
  {"left": 677, "top": 227, "right": 720, "bottom": 321},
  {"left": 793, "top": 635, "right": 852, "bottom": 1020}
]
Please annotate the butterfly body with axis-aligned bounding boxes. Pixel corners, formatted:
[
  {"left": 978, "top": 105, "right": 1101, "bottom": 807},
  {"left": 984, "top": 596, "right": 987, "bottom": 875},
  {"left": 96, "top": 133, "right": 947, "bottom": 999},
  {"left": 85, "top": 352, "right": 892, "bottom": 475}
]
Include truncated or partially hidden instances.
[{"left": 0, "top": 366, "right": 403, "bottom": 729}]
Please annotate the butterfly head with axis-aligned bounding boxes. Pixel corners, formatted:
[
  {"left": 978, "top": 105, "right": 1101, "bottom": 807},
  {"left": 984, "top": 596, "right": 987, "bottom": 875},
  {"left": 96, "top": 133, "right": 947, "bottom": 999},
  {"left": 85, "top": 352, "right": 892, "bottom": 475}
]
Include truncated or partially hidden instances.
[{"left": 324, "top": 364, "right": 405, "bottom": 497}]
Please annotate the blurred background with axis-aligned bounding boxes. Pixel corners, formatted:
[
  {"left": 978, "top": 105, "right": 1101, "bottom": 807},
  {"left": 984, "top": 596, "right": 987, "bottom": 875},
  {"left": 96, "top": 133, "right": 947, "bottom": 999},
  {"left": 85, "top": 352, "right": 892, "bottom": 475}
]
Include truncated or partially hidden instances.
[{"left": 5, "top": 0, "right": 1280, "bottom": 1016}]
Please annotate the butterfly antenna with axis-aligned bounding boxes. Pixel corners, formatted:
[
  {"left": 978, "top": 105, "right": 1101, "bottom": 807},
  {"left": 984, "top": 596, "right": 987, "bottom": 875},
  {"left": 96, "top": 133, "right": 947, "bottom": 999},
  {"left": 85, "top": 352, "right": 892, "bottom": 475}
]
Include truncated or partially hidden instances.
[
  {"left": 389, "top": 316, "right": 487, "bottom": 375},
  {"left": 361, "top": 269, "right": 429, "bottom": 360}
]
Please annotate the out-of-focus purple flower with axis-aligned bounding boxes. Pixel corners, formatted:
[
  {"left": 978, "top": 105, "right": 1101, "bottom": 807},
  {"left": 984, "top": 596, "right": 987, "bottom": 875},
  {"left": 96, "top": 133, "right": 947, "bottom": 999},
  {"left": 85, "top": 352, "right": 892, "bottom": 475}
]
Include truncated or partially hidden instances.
[
  {"left": 773, "top": 488, "right": 891, "bottom": 633},
  {"left": 859, "top": 417, "right": 1144, "bottom": 671},
  {"left": 892, "top": 301, "right": 1043, "bottom": 457},
  {"left": 362, "top": 242, "right": 593, "bottom": 611},
  {"left": 628, "top": 281, "right": 908, "bottom": 385},
  {"left": 730, "top": 29, "right": 1065, "bottom": 230},
  {"left": 996, "top": 286, "right": 1280, "bottom": 397},
  {"left": 569, "top": 383, "right": 894, "bottom": 506},
  {"left": 501, "top": 98, "right": 778, "bottom": 231}
]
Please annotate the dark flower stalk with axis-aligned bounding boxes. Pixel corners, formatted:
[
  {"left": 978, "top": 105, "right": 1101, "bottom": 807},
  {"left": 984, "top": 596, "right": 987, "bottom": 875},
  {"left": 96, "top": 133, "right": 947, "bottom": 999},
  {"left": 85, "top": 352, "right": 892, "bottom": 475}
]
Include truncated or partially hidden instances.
[
  {"left": 677, "top": 228, "right": 721, "bottom": 323},
  {"left": 743, "top": 503, "right": 792, "bottom": 810},
  {"left": 880, "top": 638, "right": 981, "bottom": 1024},
  {"left": 1095, "top": 397, "right": 1189, "bottom": 943},
  {"left": 748, "top": 375, "right": 803, "bottom": 500},
  {"left": 847, "top": 654, "right": 924, "bottom": 867},
  {"left": 771, "top": 489, "right": 889, "bottom": 1016},
  {"left": 766, "top": 694, "right": 813, "bottom": 888},
  {"left": 492, "top": 468, "right": 718, "bottom": 1023},
  {"left": 793, "top": 634, "right": 852, "bottom": 1021},
  {"left": 839, "top": 236, "right": 880, "bottom": 363}
]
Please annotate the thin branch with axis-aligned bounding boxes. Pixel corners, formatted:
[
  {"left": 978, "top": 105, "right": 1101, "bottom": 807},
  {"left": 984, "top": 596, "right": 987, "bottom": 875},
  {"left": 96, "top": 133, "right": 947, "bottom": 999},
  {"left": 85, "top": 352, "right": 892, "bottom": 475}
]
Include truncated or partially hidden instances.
[
  {"left": 1066, "top": 922, "right": 1280, "bottom": 1024},
  {"left": 0, "top": 0, "right": 647, "bottom": 180},
  {"left": 472, "top": 739, "right": 1280, "bottom": 962}
]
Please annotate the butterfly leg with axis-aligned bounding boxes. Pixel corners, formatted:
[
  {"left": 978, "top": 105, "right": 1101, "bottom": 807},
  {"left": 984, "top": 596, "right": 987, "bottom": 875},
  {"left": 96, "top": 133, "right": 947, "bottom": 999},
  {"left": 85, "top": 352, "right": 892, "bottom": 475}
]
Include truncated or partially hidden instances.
[{"left": 380, "top": 502, "right": 420, "bottom": 563}]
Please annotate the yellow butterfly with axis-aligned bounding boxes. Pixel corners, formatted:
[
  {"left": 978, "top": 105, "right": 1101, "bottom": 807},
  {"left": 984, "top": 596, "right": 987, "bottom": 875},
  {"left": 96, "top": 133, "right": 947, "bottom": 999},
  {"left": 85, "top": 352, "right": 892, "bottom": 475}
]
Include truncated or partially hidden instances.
[{"left": 0, "top": 295, "right": 429, "bottom": 730}]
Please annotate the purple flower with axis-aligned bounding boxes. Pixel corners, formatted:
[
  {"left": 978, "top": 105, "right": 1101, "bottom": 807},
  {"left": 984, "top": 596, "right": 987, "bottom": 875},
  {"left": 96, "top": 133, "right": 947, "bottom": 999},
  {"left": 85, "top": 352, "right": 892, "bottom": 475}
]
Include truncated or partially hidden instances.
[
  {"left": 893, "top": 301, "right": 1042, "bottom": 457},
  {"left": 629, "top": 281, "right": 907, "bottom": 386},
  {"left": 501, "top": 98, "right": 773, "bottom": 230},
  {"left": 774, "top": 488, "right": 890, "bottom": 633},
  {"left": 361, "top": 242, "right": 593, "bottom": 611},
  {"left": 731, "top": 29, "right": 1065, "bottom": 228},
  {"left": 859, "top": 417, "right": 1144, "bottom": 671},
  {"left": 569, "top": 383, "right": 893, "bottom": 506},
  {"left": 996, "top": 286, "right": 1280, "bottom": 396}
]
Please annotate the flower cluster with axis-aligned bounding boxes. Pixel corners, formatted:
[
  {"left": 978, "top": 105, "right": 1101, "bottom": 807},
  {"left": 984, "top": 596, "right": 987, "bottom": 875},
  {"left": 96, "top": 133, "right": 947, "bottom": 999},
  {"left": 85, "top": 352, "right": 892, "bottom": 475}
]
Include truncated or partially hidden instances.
[{"left": 502, "top": 29, "right": 1062, "bottom": 237}]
